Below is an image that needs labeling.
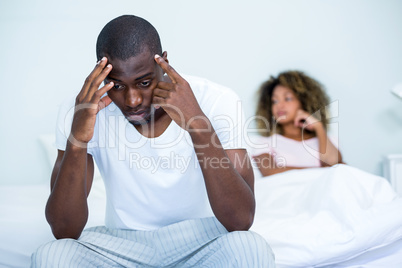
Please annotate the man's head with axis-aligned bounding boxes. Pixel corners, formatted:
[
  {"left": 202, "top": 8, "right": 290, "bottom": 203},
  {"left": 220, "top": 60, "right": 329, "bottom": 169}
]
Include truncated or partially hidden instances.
[
  {"left": 96, "top": 15, "right": 162, "bottom": 61},
  {"left": 97, "top": 15, "right": 168, "bottom": 126}
]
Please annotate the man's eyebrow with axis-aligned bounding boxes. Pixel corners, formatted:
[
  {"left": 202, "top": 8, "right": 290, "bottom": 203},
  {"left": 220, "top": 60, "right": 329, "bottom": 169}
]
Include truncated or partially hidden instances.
[
  {"left": 106, "top": 73, "right": 154, "bottom": 82},
  {"left": 134, "top": 72, "right": 153, "bottom": 81},
  {"left": 106, "top": 76, "right": 122, "bottom": 82}
]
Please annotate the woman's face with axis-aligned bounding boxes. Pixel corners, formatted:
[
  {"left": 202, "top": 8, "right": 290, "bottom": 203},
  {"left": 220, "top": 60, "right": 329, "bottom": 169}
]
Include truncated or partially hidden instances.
[{"left": 271, "top": 85, "right": 302, "bottom": 124}]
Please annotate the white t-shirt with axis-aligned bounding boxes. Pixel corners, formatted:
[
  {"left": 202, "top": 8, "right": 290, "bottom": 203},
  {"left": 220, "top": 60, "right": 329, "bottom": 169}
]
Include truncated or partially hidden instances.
[
  {"left": 55, "top": 75, "right": 245, "bottom": 231},
  {"left": 250, "top": 134, "right": 339, "bottom": 168}
]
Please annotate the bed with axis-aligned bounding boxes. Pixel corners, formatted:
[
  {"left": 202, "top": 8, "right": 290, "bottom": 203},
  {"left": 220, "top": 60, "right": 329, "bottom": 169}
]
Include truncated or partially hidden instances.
[
  {"left": 1, "top": 136, "right": 402, "bottom": 267},
  {"left": 251, "top": 165, "right": 402, "bottom": 267}
]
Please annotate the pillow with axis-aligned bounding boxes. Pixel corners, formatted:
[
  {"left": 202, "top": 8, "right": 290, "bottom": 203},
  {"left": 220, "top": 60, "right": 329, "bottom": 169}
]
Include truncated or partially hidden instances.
[{"left": 38, "top": 134, "right": 102, "bottom": 181}]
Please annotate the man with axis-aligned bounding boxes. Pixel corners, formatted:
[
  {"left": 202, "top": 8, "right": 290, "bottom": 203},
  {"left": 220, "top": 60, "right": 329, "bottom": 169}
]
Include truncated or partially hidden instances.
[{"left": 31, "top": 15, "right": 275, "bottom": 267}]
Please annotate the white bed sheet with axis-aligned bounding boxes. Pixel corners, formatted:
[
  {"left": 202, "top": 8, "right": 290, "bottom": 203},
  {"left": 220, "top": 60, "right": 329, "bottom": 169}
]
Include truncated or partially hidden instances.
[
  {"left": 251, "top": 164, "right": 402, "bottom": 267},
  {"left": 0, "top": 181, "right": 106, "bottom": 268},
  {"left": 1, "top": 164, "right": 402, "bottom": 267}
]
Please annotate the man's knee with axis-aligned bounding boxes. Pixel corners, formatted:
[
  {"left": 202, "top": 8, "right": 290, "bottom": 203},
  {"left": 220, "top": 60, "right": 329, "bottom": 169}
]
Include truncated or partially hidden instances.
[
  {"left": 31, "top": 239, "right": 77, "bottom": 268},
  {"left": 221, "top": 231, "right": 275, "bottom": 266}
]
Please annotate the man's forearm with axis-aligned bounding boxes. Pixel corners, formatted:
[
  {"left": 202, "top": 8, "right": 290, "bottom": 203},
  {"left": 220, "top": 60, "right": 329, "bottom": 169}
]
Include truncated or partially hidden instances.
[
  {"left": 189, "top": 119, "right": 255, "bottom": 231},
  {"left": 46, "top": 141, "right": 91, "bottom": 239}
]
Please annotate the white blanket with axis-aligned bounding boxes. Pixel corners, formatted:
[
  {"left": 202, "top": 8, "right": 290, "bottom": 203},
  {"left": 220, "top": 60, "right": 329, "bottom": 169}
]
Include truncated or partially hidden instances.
[{"left": 251, "top": 164, "right": 402, "bottom": 267}]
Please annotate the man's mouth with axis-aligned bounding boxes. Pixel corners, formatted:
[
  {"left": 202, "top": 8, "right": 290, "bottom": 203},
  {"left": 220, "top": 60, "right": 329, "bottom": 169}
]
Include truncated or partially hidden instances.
[{"left": 125, "top": 110, "right": 149, "bottom": 122}]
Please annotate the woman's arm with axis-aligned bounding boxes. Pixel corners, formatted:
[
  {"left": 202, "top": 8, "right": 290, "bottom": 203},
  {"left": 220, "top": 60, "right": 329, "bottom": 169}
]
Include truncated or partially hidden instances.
[
  {"left": 253, "top": 153, "right": 307, "bottom": 176},
  {"left": 295, "top": 110, "right": 343, "bottom": 167},
  {"left": 314, "top": 124, "right": 343, "bottom": 166}
]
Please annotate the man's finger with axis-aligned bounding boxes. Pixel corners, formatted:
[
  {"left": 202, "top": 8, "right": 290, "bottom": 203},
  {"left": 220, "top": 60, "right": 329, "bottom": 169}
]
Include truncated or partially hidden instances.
[
  {"left": 81, "top": 57, "right": 108, "bottom": 97},
  {"left": 88, "top": 64, "right": 113, "bottom": 96},
  {"left": 154, "top": 54, "right": 182, "bottom": 83},
  {"left": 153, "top": 88, "right": 170, "bottom": 99},
  {"left": 152, "top": 95, "right": 166, "bottom": 106},
  {"left": 92, "top": 81, "right": 114, "bottom": 103},
  {"left": 156, "top": 81, "right": 174, "bottom": 90},
  {"left": 98, "top": 95, "right": 113, "bottom": 112}
]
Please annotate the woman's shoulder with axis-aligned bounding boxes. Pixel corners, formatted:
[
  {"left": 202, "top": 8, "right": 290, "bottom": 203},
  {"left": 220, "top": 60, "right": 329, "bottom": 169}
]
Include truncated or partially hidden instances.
[
  {"left": 247, "top": 134, "right": 276, "bottom": 157},
  {"left": 249, "top": 134, "right": 276, "bottom": 143}
]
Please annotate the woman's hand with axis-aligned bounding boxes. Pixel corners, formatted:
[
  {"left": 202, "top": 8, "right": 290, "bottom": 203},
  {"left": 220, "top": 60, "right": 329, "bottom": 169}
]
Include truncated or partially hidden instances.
[
  {"left": 294, "top": 109, "right": 324, "bottom": 132},
  {"left": 294, "top": 110, "right": 343, "bottom": 166}
]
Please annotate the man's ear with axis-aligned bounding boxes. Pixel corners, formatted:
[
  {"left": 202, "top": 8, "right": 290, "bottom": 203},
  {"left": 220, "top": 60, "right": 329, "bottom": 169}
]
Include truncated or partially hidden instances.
[{"left": 162, "top": 51, "right": 168, "bottom": 64}]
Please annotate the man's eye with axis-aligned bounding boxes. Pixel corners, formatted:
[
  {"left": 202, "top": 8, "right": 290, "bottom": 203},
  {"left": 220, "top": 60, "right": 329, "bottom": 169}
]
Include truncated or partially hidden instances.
[
  {"left": 139, "top": 80, "right": 151, "bottom": 87},
  {"left": 113, "top": 84, "right": 124, "bottom": 91}
]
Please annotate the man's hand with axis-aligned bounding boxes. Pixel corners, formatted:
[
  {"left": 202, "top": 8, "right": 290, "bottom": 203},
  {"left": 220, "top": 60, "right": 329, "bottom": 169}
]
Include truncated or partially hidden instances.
[
  {"left": 153, "top": 54, "right": 206, "bottom": 131},
  {"left": 70, "top": 57, "right": 114, "bottom": 145}
]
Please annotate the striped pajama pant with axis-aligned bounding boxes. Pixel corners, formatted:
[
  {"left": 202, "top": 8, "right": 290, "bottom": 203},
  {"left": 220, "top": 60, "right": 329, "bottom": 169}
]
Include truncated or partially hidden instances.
[{"left": 31, "top": 217, "right": 275, "bottom": 267}]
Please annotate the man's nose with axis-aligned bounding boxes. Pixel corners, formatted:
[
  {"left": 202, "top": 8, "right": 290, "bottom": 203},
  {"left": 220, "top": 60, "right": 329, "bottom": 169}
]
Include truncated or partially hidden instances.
[{"left": 125, "top": 88, "right": 143, "bottom": 108}]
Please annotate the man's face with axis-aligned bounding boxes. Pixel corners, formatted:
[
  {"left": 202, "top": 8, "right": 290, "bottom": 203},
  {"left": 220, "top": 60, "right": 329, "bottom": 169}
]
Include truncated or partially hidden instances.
[{"left": 104, "top": 50, "right": 166, "bottom": 125}]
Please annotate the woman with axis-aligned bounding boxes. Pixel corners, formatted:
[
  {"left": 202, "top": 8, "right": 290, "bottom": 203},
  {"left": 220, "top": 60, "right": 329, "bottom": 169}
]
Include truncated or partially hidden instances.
[{"left": 252, "top": 70, "right": 343, "bottom": 176}]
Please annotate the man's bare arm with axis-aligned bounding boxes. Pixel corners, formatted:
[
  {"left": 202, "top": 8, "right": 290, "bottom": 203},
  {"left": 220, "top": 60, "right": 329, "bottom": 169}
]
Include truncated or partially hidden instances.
[
  {"left": 153, "top": 55, "right": 255, "bottom": 231},
  {"left": 46, "top": 58, "right": 114, "bottom": 239},
  {"left": 192, "top": 129, "right": 255, "bottom": 232},
  {"left": 46, "top": 149, "right": 94, "bottom": 239}
]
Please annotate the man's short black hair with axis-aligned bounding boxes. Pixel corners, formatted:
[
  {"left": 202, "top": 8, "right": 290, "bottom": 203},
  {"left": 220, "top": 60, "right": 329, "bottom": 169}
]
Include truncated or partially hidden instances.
[{"left": 96, "top": 15, "right": 162, "bottom": 61}]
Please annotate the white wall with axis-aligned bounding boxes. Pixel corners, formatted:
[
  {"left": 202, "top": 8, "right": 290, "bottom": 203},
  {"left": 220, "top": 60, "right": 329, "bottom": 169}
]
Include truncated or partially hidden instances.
[{"left": 1, "top": 0, "right": 402, "bottom": 184}]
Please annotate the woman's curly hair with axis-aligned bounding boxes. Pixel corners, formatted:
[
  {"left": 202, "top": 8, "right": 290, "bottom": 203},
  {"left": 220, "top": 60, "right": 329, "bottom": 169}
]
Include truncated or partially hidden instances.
[{"left": 255, "top": 70, "right": 330, "bottom": 136}]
